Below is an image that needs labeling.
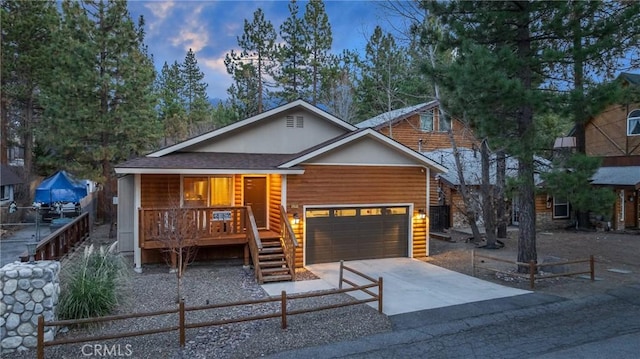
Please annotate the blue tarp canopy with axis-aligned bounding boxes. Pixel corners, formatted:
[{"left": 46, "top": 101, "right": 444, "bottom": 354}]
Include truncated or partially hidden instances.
[{"left": 34, "top": 171, "right": 87, "bottom": 205}]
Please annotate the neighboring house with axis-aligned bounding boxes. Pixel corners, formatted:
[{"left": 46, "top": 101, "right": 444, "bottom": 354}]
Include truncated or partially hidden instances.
[
  {"left": 0, "top": 164, "right": 22, "bottom": 206},
  {"left": 579, "top": 72, "right": 640, "bottom": 230},
  {"left": 357, "top": 101, "right": 556, "bottom": 231},
  {"left": 115, "top": 100, "right": 447, "bottom": 282}
]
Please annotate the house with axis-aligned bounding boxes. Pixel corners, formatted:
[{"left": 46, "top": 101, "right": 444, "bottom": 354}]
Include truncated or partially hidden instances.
[
  {"left": 356, "top": 101, "right": 556, "bottom": 231},
  {"left": 580, "top": 72, "right": 640, "bottom": 230},
  {"left": 115, "top": 100, "right": 447, "bottom": 282},
  {"left": 0, "top": 164, "right": 22, "bottom": 206}
]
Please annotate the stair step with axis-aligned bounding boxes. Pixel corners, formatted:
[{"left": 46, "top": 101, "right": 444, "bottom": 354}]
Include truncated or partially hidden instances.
[
  {"left": 261, "top": 267, "right": 290, "bottom": 274},
  {"left": 260, "top": 260, "right": 287, "bottom": 268},
  {"left": 258, "top": 253, "right": 285, "bottom": 261},
  {"left": 261, "top": 240, "right": 282, "bottom": 247},
  {"left": 262, "top": 274, "right": 293, "bottom": 283},
  {"left": 260, "top": 247, "right": 283, "bottom": 254}
]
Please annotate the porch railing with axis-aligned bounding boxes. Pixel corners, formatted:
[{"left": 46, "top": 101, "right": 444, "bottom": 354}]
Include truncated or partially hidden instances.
[
  {"left": 245, "top": 207, "right": 263, "bottom": 283},
  {"left": 138, "top": 206, "right": 248, "bottom": 248},
  {"left": 20, "top": 212, "right": 91, "bottom": 262},
  {"left": 280, "top": 206, "right": 299, "bottom": 280}
]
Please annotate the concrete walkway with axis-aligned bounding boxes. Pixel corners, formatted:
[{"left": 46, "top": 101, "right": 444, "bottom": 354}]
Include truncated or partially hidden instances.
[{"left": 262, "top": 258, "right": 529, "bottom": 315}]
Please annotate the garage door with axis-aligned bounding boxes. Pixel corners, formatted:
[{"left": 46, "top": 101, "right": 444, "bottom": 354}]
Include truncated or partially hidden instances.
[{"left": 305, "top": 206, "right": 409, "bottom": 265}]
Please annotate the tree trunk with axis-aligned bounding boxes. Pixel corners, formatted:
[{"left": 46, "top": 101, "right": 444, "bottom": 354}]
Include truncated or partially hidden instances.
[
  {"left": 481, "top": 140, "right": 498, "bottom": 248},
  {"left": 496, "top": 150, "right": 508, "bottom": 238}
]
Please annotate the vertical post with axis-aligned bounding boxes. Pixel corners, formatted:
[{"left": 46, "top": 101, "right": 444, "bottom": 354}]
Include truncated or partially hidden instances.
[
  {"left": 339, "top": 260, "right": 344, "bottom": 289},
  {"left": 590, "top": 255, "right": 595, "bottom": 281},
  {"left": 529, "top": 260, "right": 536, "bottom": 289},
  {"left": 281, "top": 291, "right": 287, "bottom": 329},
  {"left": 471, "top": 249, "right": 476, "bottom": 277},
  {"left": 179, "top": 300, "right": 185, "bottom": 347},
  {"left": 378, "top": 277, "right": 384, "bottom": 314},
  {"left": 37, "top": 316, "right": 44, "bottom": 359},
  {"left": 243, "top": 244, "right": 249, "bottom": 266}
]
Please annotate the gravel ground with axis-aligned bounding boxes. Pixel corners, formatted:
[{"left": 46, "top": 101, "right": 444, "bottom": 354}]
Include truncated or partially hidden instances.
[{"left": 3, "top": 225, "right": 391, "bottom": 359}]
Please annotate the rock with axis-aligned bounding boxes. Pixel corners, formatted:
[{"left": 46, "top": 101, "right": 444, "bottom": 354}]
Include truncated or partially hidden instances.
[
  {"left": 4, "top": 295, "right": 15, "bottom": 305},
  {"left": 15, "top": 290, "right": 30, "bottom": 304},
  {"left": 32, "top": 289, "right": 44, "bottom": 303},
  {"left": 34, "top": 303, "right": 44, "bottom": 314},
  {"left": 18, "top": 268, "right": 33, "bottom": 278},
  {"left": 13, "top": 302, "right": 25, "bottom": 314},
  {"left": 4, "top": 270, "right": 18, "bottom": 279},
  {"left": 17, "top": 279, "right": 30, "bottom": 290},
  {"left": 17, "top": 322, "right": 34, "bottom": 336},
  {"left": 3, "top": 279, "right": 17, "bottom": 294},
  {"left": 31, "top": 279, "right": 46, "bottom": 289},
  {"left": 42, "top": 283, "right": 54, "bottom": 296},
  {"left": 21, "top": 311, "right": 33, "bottom": 322},
  {"left": 1, "top": 336, "right": 22, "bottom": 349},
  {"left": 42, "top": 297, "right": 53, "bottom": 309},
  {"left": 22, "top": 336, "right": 37, "bottom": 348},
  {"left": 25, "top": 301, "right": 35, "bottom": 311},
  {"left": 5, "top": 313, "right": 20, "bottom": 330},
  {"left": 32, "top": 267, "right": 44, "bottom": 277}
]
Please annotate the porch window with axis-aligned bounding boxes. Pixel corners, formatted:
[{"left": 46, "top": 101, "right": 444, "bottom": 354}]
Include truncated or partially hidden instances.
[
  {"left": 0, "top": 185, "right": 9, "bottom": 201},
  {"left": 183, "top": 176, "right": 232, "bottom": 207},
  {"left": 553, "top": 197, "right": 570, "bottom": 219},
  {"left": 628, "top": 109, "right": 640, "bottom": 136}
]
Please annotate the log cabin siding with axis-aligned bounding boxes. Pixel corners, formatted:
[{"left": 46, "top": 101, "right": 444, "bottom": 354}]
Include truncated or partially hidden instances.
[
  {"left": 586, "top": 103, "right": 640, "bottom": 157},
  {"left": 268, "top": 174, "right": 282, "bottom": 232},
  {"left": 377, "top": 113, "right": 477, "bottom": 152},
  {"left": 141, "top": 174, "right": 180, "bottom": 207},
  {"left": 287, "top": 165, "right": 428, "bottom": 267}
]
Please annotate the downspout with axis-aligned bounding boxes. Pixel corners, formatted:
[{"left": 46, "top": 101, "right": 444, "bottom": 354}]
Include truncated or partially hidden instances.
[
  {"left": 425, "top": 167, "right": 430, "bottom": 257},
  {"left": 134, "top": 174, "right": 142, "bottom": 273}
]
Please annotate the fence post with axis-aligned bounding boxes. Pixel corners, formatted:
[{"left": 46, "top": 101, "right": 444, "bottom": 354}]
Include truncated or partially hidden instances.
[
  {"left": 378, "top": 277, "right": 383, "bottom": 314},
  {"left": 529, "top": 260, "right": 536, "bottom": 289},
  {"left": 179, "top": 300, "right": 185, "bottom": 347},
  {"left": 281, "top": 291, "right": 287, "bottom": 329},
  {"left": 590, "top": 255, "right": 595, "bottom": 281},
  {"left": 339, "top": 260, "right": 344, "bottom": 289},
  {"left": 37, "top": 315, "right": 44, "bottom": 359},
  {"left": 471, "top": 249, "right": 475, "bottom": 276}
]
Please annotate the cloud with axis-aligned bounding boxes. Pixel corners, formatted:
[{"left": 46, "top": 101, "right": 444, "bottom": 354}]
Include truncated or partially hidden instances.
[
  {"left": 169, "top": 4, "right": 208, "bottom": 52},
  {"left": 144, "top": 1, "right": 175, "bottom": 20}
]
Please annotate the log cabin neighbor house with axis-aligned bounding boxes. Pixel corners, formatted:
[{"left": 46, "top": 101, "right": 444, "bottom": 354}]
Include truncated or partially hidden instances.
[
  {"left": 577, "top": 72, "right": 640, "bottom": 230},
  {"left": 115, "top": 99, "right": 447, "bottom": 282},
  {"left": 356, "top": 100, "right": 557, "bottom": 232}
]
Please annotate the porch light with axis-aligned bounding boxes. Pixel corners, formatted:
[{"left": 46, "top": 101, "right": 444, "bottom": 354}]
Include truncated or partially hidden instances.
[
  {"left": 418, "top": 209, "right": 426, "bottom": 220},
  {"left": 293, "top": 213, "right": 300, "bottom": 224}
]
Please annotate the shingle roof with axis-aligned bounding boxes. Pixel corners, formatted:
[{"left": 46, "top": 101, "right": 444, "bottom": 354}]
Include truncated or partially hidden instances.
[
  {"left": 355, "top": 101, "right": 437, "bottom": 129},
  {"left": 590, "top": 166, "right": 640, "bottom": 186},
  {"left": 1, "top": 164, "right": 22, "bottom": 185},
  {"left": 619, "top": 72, "right": 640, "bottom": 87},
  {"left": 116, "top": 152, "right": 301, "bottom": 171}
]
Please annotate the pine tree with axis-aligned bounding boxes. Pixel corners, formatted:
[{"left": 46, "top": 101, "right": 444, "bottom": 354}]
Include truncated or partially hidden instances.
[
  {"left": 303, "top": 0, "right": 332, "bottom": 105},
  {"left": 320, "top": 50, "right": 360, "bottom": 123},
  {"left": 0, "top": 0, "right": 59, "bottom": 181},
  {"left": 275, "top": 0, "right": 310, "bottom": 103},
  {"left": 38, "top": 0, "right": 160, "bottom": 222},
  {"left": 181, "top": 48, "right": 212, "bottom": 129},
  {"left": 156, "top": 61, "right": 187, "bottom": 145},
  {"left": 225, "top": 8, "right": 277, "bottom": 116}
]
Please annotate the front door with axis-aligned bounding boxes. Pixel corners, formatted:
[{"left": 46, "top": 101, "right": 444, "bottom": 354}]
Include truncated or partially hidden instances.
[{"left": 244, "top": 177, "right": 267, "bottom": 228}]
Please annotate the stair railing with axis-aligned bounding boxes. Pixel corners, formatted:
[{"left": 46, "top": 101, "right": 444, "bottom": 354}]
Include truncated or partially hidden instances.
[
  {"left": 245, "top": 206, "right": 264, "bottom": 284},
  {"left": 280, "top": 206, "right": 299, "bottom": 281}
]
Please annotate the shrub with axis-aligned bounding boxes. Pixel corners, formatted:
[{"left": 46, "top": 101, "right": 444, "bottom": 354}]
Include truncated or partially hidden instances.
[{"left": 58, "top": 243, "right": 128, "bottom": 322}]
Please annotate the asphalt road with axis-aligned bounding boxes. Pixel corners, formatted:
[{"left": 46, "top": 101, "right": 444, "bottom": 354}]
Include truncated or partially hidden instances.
[
  {"left": 0, "top": 224, "right": 48, "bottom": 266},
  {"left": 267, "top": 284, "right": 640, "bottom": 358}
]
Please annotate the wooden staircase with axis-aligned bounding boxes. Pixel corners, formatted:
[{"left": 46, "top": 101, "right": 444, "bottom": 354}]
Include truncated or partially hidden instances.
[{"left": 257, "top": 232, "right": 294, "bottom": 283}]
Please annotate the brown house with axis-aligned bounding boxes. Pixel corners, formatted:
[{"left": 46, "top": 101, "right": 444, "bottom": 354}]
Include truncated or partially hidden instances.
[
  {"left": 356, "top": 101, "right": 557, "bottom": 231},
  {"left": 115, "top": 100, "right": 446, "bottom": 282},
  {"left": 582, "top": 72, "right": 640, "bottom": 230}
]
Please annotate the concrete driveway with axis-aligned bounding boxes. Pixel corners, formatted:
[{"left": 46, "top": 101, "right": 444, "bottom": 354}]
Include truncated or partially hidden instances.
[{"left": 262, "top": 258, "right": 529, "bottom": 315}]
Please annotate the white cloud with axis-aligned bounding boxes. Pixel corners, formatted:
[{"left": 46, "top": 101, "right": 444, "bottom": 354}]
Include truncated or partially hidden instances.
[
  {"left": 144, "top": 1, "right": 175, "bottom": 20},
  {"left": 201, "top": 56, "right": 233, "bottom": 99},
  {"left": 169, "top": 4, "right": 208, "bottom": 52}
]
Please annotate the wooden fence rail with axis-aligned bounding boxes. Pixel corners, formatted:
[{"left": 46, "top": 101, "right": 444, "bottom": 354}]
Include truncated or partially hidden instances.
[
  {"left": 472, "top": 250, "right": 595, "bottom": 289},
  {"left": 20, "top": 212, "right": 91, "bottom": 262},
  {"left": 36, "top": 264, "right": 383, "bottom": 359}
]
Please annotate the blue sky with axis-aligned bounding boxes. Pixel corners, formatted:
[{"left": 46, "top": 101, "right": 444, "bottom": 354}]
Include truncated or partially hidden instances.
[{"left": 127, "top": 1, "right": 403, "bottom": 100}]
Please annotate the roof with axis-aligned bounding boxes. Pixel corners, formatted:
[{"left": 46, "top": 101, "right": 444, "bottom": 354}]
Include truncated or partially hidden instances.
[
  {"left": 0, "top": 164, "right": 22, "bottom": 186},
  {"left": 590, "top": 166, "right": 640, "bottom": 186},
  {"left": 421, "top": 148, "right": 550, "bottom": 186},
  {"left": 115, "top": 153, "right": 304, "bottom": 175},
  {"left": 355, "top": 101, "right": 438, "bottom": 129},
  {"left": 619, "top": 72, "right": 640, "bottom": 87},
  {"left": 149, "top": 99, "right": 357, "bottom": 158}
]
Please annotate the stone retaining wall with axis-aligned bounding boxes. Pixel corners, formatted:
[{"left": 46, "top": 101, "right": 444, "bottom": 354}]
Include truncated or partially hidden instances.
[{"left": 1, "top": 261, "right": 59, "bottom": 354}]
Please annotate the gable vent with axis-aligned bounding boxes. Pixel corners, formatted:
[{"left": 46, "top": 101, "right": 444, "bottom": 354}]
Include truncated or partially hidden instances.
[
  {"left": 296, "top": 116, "right": 304, "bottom": 128},
  {"left": 286, "top": 115, "right": 294, "bottom": 128}
]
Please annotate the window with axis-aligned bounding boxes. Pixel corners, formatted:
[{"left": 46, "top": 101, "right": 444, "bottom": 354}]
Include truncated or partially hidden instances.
[
  {"left": 553, "top": 197, "right": 570, "bottom": 219},
  {"left": 628, "top": 109, "right": 640, "bottom": 136},
  {"left": 183, "top": 176, "right": 232, "bottom": 207},
  {"left": 0, "top": 185, "right": 10, "bottom": 201},
  {"left": 420, "top": 111, "right": 434, "bottom": 132}
]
